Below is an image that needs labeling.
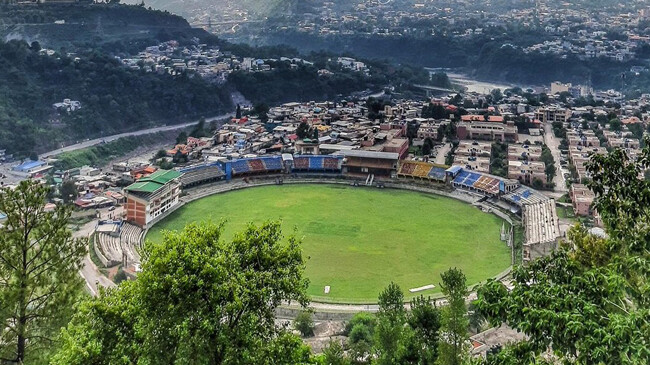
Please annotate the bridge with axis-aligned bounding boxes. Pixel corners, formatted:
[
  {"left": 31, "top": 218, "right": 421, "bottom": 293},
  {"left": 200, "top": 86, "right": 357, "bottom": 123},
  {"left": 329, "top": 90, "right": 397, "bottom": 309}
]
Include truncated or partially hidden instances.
[
  {"left": 412, "top": 84, "right": 456, "bottom": 97},
  {"left": 190, "top": 20, "right": 263, "bottom": 27}
]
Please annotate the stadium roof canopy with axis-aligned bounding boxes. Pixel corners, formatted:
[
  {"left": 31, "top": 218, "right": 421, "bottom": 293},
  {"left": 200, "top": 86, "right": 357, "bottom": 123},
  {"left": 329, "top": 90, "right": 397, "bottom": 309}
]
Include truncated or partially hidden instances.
[
  {"left": 338, "top": 150, "right": 399, "bottom": 160},
  {"left": 125, "top": 169, "right": 181, "bottom": 194}
]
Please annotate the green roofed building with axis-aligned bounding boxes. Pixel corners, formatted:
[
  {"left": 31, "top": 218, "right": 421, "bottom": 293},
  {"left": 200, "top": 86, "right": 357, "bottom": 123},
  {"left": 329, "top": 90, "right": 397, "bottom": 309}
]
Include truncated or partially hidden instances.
[{"left": 124, "top": 169, "right": 182, "bottom": 227}]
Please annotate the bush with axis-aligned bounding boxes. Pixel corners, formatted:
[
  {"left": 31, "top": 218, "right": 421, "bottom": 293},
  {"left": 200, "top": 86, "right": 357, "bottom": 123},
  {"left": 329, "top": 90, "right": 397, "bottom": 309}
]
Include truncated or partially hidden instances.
[
  {"left": 344, "top": 312, "right": 376, "bottom": 335},
  {"left": 294, "top": 310, "right": 314, "bottom": 337},
  {"left": 321, "top": 340, "right": 350, "bottom": 365},
  {"left": 114, "top": 268, "right": 127, "bottom": 284}
]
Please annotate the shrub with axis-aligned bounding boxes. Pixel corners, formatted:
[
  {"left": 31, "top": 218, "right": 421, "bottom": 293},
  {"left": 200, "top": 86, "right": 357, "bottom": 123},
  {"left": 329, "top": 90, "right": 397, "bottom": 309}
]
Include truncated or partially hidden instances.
[{"left": 294, "top": 310, "right": 315, "bottom": 337}]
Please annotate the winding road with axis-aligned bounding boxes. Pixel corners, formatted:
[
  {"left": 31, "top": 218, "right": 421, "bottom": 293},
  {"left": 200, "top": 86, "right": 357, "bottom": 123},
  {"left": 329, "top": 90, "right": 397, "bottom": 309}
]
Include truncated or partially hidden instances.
[{"left": 39, "top": 114, "right": 232, "bottom": 158}]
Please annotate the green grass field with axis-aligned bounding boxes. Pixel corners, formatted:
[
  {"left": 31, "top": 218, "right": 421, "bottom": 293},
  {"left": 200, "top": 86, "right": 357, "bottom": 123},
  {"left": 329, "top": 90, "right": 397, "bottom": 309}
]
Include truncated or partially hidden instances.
[{"left": 146, "top": 184, "right": 511, "bottom": 303}]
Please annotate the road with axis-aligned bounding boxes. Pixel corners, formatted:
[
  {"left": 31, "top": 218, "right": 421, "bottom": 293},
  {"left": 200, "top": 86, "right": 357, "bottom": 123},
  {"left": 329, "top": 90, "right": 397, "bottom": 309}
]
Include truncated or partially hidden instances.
[
  {"left": 73, "top": 219, "right": 116, "bottom": 296},
  {"left": 543, "top": 121, "right": 568, "bottom": 194},
  {"left": 434, "top": 141, "right": 452, "bottom": 165},
  {"left": 39, "top": 114, "right": 232, "bottom": 158}
]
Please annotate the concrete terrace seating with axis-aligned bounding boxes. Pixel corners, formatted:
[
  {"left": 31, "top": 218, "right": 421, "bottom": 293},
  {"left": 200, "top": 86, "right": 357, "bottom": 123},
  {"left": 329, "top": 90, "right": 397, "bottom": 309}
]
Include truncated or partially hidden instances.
[
  {"left": 248, "top": 159, "right": 265, "bottom": 171},
  {"left": 309, "top": 156, "right": 324, "bottom": 169},
  {"left": 398, "top": 161, "right": 447, "bottom": 181},
  {"left": 292, "top": 156, "right": 342, "bottom": 172},
  {"left": 503, "top": 186, "right": 549, "bottom": 206},
  {"left": 523, "top": 199, "right": 559, "bottom": 246},
  {"left": 293, "top": 157, "right": 310, "bottom": 169},
  {"left": 323, "top": 157, "right": 341, "bottom": 170},
  {"left": 120, "top": 222, "right": 143, "bottom": 264},
  {"left": 96, "top": 223, "right": 145, "bottom": 267},
  {"left": 179, "top": 165, "right": 225, "bottom": 186},
  {"left": 230, "top": 159, "right": 251, "bottom": 175},
  {"left": 398, "top": 162, "right": 417, "bottom": 175},
  {"left": 428, "top": 167, "right": 446, "bottom": 181},
  {"left": 96, "top": 232, "right": 122, "bottom": 264},
  {"left": 260, "top": 157, "right": 283, "bottom": 171}
]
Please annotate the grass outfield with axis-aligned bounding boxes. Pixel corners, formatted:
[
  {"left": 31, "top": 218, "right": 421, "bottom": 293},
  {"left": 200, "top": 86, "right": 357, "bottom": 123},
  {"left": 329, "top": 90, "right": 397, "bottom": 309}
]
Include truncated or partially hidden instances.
[{"left": 146, "top": 184, "right": 511, "bottom": 303}]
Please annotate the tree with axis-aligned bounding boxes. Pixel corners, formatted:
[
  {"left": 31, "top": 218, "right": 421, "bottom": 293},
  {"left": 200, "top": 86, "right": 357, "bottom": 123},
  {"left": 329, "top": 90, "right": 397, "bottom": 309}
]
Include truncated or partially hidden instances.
[
  {"left": 437, "top": 268, "right": 469, "bottom": 365},
  {"left": 294, "top": 310, "right": 315, "bottom": 337},
  {"left": 406, "top": 120, "right": 420, "bottom": 141},
  {"left": 476, "top": 138, "right": 650, "bottom": 364},
  {"left": 297, "top": 122, "right": 311, "bottom": 139},
  {"left": 53, "top": 221, "right": 311, "bottom": 364},
  {"left": 423, "top": 138, "right": 434, "bottom": 156},
  {"left": 0, "top": 180, "right": 86, "bottom": 363},
  {"left": 321, "top": 339, "right": 350, "bottom": 365},
  {"left": 252, "top": 103, "right": 269, "bottom": 123},
  {"left": 235, "top": 104, "right": 242, "bottom": 119},
  {"left": 173, "top": 150, "right": 187, "bottom": 164},
  {"left": 189, "top": 118, "right": 207, "bottom": 138},
  {"left": 60, "top": 179, "right": 78, "bottom": 204},
  {"left": 531, "top": 177, "right": 544, "bottom": 189},
  {"left": 345, "top": 312, "right": 376, "bottom": 345},
  {"left": 408, "top": 296, "right": 441, "bottom": 364},
  {"left": 154, "top": 149, "right": 167, "bottom": 159},
  {"left": 490, "top": 89, "right": 503, "bottom": 103},
  {"left": 374, "top": 282, "right": 406, "bottom": 365},
  {"left": 540, "top": 144, "right": 556, "bottom": 183},
  {"left": 176, "top": 130, "right": 188, "bottom": 144},
  {"left": 609, "top": 118, "right": 622, "bottom": 131}
]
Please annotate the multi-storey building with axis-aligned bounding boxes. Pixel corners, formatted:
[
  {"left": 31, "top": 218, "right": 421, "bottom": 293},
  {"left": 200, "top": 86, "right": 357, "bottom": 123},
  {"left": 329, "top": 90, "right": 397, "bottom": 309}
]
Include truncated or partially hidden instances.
[{"left": 124, "top": 169, "right": 182, "bottom": 228}]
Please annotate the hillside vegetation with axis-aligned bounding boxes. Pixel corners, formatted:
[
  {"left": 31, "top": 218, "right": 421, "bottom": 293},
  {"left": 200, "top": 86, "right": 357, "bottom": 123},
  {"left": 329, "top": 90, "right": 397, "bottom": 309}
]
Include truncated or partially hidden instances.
[{"left": 0, "top": 40, "right": 231, "bottom": 156}]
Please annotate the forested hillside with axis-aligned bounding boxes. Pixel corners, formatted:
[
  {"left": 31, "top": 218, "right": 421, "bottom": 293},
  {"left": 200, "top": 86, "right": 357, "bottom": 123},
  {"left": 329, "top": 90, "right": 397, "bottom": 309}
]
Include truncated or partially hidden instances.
[{"left": 0, "top": 40, "right": 231, "bottom": 156}]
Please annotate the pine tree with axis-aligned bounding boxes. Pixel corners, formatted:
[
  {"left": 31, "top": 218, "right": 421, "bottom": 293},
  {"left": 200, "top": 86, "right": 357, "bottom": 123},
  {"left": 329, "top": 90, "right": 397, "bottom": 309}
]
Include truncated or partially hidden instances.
[{"left": 0, "top": 181, "right": 86, "bottom": 363}]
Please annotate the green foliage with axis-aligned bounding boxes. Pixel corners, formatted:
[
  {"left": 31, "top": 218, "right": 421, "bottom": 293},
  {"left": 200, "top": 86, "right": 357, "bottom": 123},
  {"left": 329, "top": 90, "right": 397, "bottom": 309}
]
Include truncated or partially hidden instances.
[
  {"left": 489, "top": 141, "right": 508, "bottom": 177},
  {"left": 408, "top": 295, "right": 441, "bottom": 364},
  {"left": 437, "top": 268, "right": 469, "bottom": 365},
  {"left": 551, "top": 121, "right": 567, "bottom": 139},
  {"left": 429, "top": 72, "right": 452, "bottom": 89},
  {"left": 374, "top": 282, "right": 406, "bottom": 365},
  {"left": 297, "top": 122, "right": 312, "bottom": 139},
  {"left": 422, "top": 103, "right": 447, "bottom": 119},
  {"left": 422, "top": 138, "right": 434, "bottom": 156},
  {"left": 321, "top": 340, "right": 350, "bottom": 365},
  {"left": 366, "top": 98, "right": 390, "bottom": 121},
  {"left": 609, "top": 118, "right": 622, "bottom": 131},
  {"left": 228, "top": 63, "right": 372, "bottom": 105},
  {"left": 189, "top": 118, "right": 210, "bottom": 138},
  {"left": 0, "top": 180, "right": 87, "bottom": 363},
  {"left": 53, "top": 221, "right": 311, "bottom": 364},
  {"left": 294, "top": 310, "right": 315, "bottom": 337},
  {"left": 540, "top": 144, "right": 556, "bottom": 183},
  {"left": 60, "top": 179, "right": 78, "bottom": 204},
  {"left": 176, "top": 131, "right": 188, "bottom": 145},
  {"left": 476, "top": 138, "right": 650, "bottom": 363},
  {"left": 53, "top": 133, "right": 169, "bottom": 170},
  {"left": 113, "top": 268, "right": 127, "bottom": 284},
  {"left": 0, "top": 39, "right": 230, "bottom": 156}
]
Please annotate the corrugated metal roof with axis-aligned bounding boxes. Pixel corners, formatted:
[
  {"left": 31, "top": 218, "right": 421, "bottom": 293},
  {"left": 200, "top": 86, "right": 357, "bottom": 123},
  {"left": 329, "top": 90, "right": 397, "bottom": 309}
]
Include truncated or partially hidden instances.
[
  {"left": 125, "top": 169, "right": 180, "bottom": 193},
  {"left": 338, "top": 150, "right": 399, "bottom": 160}
]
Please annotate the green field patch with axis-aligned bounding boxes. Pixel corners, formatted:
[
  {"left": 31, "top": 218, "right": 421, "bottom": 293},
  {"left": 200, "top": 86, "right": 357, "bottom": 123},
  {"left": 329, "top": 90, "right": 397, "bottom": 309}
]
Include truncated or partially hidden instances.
[{"left": 146, "top": 184, "right": 511, "bottom": 303}]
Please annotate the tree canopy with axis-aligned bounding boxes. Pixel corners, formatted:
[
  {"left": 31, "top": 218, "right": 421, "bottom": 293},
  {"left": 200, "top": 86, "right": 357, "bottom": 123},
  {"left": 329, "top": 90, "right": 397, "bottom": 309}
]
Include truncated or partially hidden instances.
[
  {"left": 53, "top": 221, "right": 311, "bottom": 364},
  {"left": 476, "top": 138, "right": 650, "bottom": 364},
  {"left": 0, "top": 180, "right": 86, "bottom": 364}
]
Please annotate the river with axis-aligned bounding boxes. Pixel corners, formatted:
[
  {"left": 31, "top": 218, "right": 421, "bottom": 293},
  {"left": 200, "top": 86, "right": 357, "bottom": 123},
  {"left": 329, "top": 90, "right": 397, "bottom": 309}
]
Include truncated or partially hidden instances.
[{"left": 426, "top": 68, "right": 521, "bottom": 94}]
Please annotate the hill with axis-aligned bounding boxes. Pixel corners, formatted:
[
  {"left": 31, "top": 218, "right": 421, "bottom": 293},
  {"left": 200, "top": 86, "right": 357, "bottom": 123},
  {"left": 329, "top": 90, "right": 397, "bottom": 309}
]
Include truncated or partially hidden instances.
[{"left": 0, "top": 39, "right": 231, "bottom": 157}]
